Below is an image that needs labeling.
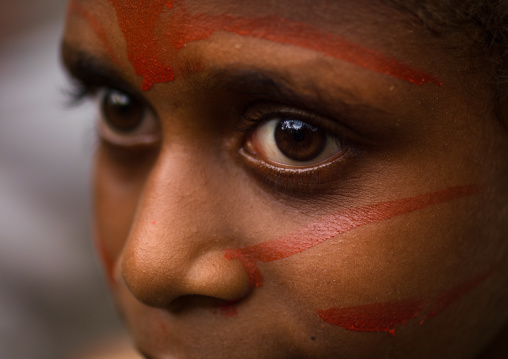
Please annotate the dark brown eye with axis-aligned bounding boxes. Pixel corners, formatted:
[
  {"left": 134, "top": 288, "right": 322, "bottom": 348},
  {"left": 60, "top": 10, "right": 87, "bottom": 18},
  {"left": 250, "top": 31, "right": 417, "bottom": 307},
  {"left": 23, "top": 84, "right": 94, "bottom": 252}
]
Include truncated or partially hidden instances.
[
  {"left": 101, "top": 89, "right": 144, "bottom": 133},
  {"left": 247, "top": 117, "right": 343, "bottom": 167},
  {"left": 96, "top": 88, "right": 160, "bottom": 146},
  {"left": 274, "top": 119, "right": 326, "bottom": 162}
]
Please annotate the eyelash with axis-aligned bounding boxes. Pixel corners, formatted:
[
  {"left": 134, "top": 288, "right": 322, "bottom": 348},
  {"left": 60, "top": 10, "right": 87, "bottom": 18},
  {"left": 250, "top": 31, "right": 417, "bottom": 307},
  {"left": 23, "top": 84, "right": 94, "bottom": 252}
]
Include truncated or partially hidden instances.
[{"left": 64, "top": 79, "right": 96, "bottom": 106}]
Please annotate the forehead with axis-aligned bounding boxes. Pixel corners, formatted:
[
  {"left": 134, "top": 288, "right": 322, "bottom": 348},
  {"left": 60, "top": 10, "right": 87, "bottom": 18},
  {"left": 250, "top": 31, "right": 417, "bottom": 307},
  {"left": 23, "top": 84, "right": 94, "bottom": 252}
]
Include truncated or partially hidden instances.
[
  {"left": 65, "top": 0, "right": 444, "bottom": 91},
  {"left": 64, "top": 0, "right": 435, "bottom": 63},
  {"left": 176, "top": 0, "right": 380, "bottom": 21},
  {"left": 67, "top": 0, "right": 413, "bottom": 42}
]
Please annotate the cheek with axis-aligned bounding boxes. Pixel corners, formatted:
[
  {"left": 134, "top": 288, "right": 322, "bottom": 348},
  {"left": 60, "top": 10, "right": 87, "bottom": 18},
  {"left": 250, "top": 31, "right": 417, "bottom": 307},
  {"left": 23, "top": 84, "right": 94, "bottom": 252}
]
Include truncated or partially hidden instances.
[{"left": 257, "top": 189, "right": 495, "bottom": 338}]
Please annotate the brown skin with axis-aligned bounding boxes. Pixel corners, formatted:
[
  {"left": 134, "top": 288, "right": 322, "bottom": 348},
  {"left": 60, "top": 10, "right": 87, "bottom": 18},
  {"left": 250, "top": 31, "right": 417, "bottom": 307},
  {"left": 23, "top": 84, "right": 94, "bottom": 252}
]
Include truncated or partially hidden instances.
[{"left": 62, "top": 0, "right": 508, "bottom": 358}]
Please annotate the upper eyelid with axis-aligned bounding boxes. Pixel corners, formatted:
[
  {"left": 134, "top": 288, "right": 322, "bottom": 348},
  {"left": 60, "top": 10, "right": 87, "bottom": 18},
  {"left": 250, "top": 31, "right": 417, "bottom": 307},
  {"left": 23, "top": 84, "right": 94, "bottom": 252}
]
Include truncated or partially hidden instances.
[{"left": 201, "top": 67, "right": 394, "bottom": 134}]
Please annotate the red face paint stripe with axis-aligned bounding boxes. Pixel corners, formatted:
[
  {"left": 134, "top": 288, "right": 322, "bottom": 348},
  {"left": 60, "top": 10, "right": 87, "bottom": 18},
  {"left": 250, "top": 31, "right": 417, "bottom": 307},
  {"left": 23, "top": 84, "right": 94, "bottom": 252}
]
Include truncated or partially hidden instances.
[
  {"left": 317, "top": 298, "right": 429, "bottom": 336},
  {"left": 107, "top": 0, "right": 174, "bottom": 90},
  {"left": 164, "top": 0, "right": 441, "bottom": 86},
  {"left": 225, "top": 185, "right": 481, "bottom": 287},
  {"left": 318, "top": 266, "right": 495, "bottom": 335},
  {"left": 68, "top": 1, "right": 121, "bottom": 66},
  {"left": 93, "top": 229, "right": 116, "bottom": 286},
  {"left": 214, "top": 302, "right": 239, "bottom": 318},
  {"left": 422, "top": 266, "right": 496, "bottom": 321}
]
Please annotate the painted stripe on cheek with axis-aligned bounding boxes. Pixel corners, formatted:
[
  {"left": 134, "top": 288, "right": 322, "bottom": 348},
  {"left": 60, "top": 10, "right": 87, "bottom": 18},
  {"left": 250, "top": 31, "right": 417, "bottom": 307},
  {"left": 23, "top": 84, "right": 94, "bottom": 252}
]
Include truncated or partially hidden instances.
[
  {"left": 423, "top": 266, "right": 496, "bottom": 321},
  {"left": 318, "top": 266, "right": 495, "bottom": 335},
  {"left": 225, "top": 185, "right": 481, "bottom": 288},
  {"left": 317, "top": 299, "right": 429, "bottom": 336}
]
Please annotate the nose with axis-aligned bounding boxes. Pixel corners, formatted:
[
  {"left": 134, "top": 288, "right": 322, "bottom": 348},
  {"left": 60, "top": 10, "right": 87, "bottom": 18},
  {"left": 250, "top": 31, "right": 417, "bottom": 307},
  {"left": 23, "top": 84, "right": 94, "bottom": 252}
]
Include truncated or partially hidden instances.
[{"left": 118, "top": 150, "right": 251, "bottom": 308}]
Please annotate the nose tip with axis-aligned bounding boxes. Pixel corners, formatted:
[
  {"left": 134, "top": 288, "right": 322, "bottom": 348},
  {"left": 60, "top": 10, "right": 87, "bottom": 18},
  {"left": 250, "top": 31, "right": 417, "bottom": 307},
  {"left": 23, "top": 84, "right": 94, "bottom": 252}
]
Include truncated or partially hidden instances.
[
  {"left": 114, "top": 151, "right": 253, "bottom": 310},
  {"left": 119, "top": 233, "right": 252, "bottom": 308}
]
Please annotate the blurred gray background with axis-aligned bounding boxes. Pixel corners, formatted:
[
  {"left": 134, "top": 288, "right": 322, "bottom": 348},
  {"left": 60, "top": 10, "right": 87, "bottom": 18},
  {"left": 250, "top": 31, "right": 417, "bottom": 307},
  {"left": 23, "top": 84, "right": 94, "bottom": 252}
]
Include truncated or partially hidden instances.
[{"left": 0, "top": 1, "right": 129, "bottom": 358}]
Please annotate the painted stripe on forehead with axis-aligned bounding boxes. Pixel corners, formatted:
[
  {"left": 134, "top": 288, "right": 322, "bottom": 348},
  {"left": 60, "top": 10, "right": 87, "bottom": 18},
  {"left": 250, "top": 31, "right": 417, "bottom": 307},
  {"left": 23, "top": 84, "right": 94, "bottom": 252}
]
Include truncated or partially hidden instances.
[
  {"left": 100, "top": 0, "right": 441, "bottom": 90},
  {"left": 108, "top": 0, "right": 175, "bottom": 90},
  {"left": 225, "top": 185, "right": 481, "bottom": 287},
  {"left": 164, "top": 0, "right": 441, "bottom": 86},
  {"left": 68, "top": 1, "right": 121, "bottom": 66}
]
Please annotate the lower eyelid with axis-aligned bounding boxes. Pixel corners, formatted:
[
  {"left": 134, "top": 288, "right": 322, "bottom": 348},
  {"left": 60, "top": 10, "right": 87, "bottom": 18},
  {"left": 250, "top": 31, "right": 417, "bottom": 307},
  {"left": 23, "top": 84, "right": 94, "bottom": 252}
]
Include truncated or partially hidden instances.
[
  {"left": 238, "top": 146, "right": 351, "bottom": 192},
  {"left": 96, "top": 120, "right": 161, "bottom": 147}
]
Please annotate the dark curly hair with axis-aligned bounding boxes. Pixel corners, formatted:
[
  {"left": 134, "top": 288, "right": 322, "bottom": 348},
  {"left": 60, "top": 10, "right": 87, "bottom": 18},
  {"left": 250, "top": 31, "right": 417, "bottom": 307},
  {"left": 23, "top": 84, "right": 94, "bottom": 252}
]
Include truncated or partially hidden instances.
[{"left": 386, "top": 0, "right": 508, "bottom": 122}]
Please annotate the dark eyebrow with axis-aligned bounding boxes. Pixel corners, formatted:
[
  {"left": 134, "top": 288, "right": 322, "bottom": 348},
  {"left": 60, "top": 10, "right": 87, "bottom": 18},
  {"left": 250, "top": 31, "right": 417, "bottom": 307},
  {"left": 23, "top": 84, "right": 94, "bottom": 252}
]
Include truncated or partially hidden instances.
[
  {"left": 61, "top": 42, "right": 393, "bottom": 135},
  {"left": 60, "top": 42, "right": 137, "bottom": 95},
  {"left": 198, "top": 66, "right": 393, "bottom": 131}
]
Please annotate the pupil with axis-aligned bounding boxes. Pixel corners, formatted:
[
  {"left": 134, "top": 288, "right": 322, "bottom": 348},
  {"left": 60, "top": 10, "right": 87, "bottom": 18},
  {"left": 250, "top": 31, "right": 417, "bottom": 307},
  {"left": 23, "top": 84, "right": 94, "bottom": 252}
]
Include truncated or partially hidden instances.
[
  {"left": 102, "top": 89, "right": 143, "bottom": 133},
  {"left": 274, "top": 119, "right": 326, "bottom": 162},
  {"left": 281, "top": 120, "right": 306, "bottom": 142},
  {"left": 110, "top": 92, "right": 129, "bottom": 112}
]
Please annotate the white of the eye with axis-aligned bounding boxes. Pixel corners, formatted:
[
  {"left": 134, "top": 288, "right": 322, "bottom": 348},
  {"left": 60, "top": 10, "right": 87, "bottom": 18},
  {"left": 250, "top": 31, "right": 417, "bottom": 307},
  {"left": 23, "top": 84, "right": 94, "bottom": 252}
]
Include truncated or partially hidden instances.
[
  {"left": 95, "top": 89, "right": 161, "bottom": 146},
  {"left": 251, "top": 118, "right": 342, "bottom": 167}
]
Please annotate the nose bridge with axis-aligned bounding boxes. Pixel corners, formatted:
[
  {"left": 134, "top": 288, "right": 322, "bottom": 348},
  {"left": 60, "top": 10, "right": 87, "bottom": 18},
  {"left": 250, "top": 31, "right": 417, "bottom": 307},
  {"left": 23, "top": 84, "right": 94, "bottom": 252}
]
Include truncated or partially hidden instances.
[{"left": 119, "top": 150, "right": 249, "bottom": 308}]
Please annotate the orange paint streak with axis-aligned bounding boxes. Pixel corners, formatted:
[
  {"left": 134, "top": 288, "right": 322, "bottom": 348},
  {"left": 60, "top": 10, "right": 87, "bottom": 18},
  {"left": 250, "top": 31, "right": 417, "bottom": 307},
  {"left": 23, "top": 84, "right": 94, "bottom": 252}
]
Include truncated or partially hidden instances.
[
  {"left": 100, "top": 0, "right": 440, "bottom": 90},
  {"left": 225, "top": 185, "right": 481, "bottom": 287},
  {"left": 318, "top": 298, "right": 429, "bottom": 336},
  {"left": 93, "top": 229, "right": 116, "bottom": 286},
  {"left": 211, "top": 299, "right": 240, "bottom": 317},
  {"left": 423, "top": 266, "right": 497, "bottom": 321},
  {"left": 217, "top": 303, "right": 239, "bottom": 318},
  {"left": 107, "top": 0, "right": 175, "bottom": 90},
  {"left": 318, "top": 266, "right": 495, "bottom": 335},
  {"left": 68, "top": 1, "right": 121, "bottom": 66},
  {"left": 164, "top": 0, "right": 441, "bottom": 86}
]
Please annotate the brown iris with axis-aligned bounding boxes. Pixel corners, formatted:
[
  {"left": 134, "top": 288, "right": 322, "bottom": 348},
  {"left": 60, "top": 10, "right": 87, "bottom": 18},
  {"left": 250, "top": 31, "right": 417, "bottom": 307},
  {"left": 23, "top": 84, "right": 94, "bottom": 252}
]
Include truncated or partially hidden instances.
[
  {"left": 274, "top": 119, "right": 326, "bottom": 162},
  {"left": 101, "top": 89, "right": 144, "bottom": 133}
]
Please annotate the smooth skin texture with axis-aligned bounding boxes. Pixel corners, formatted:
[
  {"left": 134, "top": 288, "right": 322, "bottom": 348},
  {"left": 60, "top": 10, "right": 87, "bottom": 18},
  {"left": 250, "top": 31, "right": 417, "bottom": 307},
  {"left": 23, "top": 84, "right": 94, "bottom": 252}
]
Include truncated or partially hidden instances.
[{"left": 62, "top": 0, "right": 508, "bottom": 358}]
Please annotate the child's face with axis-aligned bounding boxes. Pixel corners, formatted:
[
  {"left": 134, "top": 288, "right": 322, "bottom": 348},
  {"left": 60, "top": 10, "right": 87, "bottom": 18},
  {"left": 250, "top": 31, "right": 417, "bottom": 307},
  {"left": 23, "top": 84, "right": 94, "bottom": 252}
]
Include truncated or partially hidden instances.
[{"left": 62, "top": 0, "right": 508, "bottom": 357}]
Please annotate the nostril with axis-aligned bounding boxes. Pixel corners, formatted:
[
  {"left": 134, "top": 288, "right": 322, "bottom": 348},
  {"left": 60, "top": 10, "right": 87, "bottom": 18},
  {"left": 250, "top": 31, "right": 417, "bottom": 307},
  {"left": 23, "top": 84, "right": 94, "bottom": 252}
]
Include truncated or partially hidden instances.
[{"left": 168, "top": 295, "right": 244, "bottom": 316}]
